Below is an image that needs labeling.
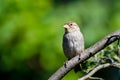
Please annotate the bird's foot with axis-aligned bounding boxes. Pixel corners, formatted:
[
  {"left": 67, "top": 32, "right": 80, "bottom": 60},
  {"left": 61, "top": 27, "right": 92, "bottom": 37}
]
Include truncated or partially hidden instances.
[
  {"left": 64, "top": 61, "right": 68, "bottom": 68},
  {"left": 78, "top": 54, "right": 81, "bottom": 61}
]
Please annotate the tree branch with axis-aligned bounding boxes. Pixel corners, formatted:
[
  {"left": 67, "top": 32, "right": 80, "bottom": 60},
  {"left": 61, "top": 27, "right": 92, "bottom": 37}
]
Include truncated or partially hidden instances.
[
  {"left": 48, "top": 30, "right": 120, "bottom": 80},
  {"left": 78, "top": 62, "right": 120, "bottom": 80}
]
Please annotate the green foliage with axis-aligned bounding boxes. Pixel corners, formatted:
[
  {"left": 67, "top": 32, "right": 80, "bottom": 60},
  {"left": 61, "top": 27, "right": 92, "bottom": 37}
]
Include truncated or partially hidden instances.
[
  {"left": 0, "top": 0, "right": 120, "bottom": 80},
  {"left": 82, "top": 41, "right": 120, "bottom": 74}
]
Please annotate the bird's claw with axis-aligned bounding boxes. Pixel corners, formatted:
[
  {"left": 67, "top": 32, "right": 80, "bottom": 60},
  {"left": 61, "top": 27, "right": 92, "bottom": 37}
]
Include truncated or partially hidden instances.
[
  {"left": 78, "top": 54, "right": 81, "bottom": 61},
  {"left": 64, "top": 61, "right": 68, "bottom": 68}
]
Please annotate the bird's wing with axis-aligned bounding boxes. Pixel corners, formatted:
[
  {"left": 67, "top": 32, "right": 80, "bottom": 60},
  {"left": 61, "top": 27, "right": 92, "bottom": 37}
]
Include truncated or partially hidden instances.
[{"left": 72, "top": 31, "right": 84, "bottom": 55}]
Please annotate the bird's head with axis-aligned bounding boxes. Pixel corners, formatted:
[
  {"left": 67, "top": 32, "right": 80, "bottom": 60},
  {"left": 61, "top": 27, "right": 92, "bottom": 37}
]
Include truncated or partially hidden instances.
[{"left": 64, "top": 21, "right": 80, "bottom": 33}]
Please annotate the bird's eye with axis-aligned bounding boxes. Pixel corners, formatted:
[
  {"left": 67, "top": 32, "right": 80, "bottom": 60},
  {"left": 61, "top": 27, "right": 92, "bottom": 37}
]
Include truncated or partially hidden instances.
[{"left": 69, "top": 23, "right": 73, "bottom": 26}]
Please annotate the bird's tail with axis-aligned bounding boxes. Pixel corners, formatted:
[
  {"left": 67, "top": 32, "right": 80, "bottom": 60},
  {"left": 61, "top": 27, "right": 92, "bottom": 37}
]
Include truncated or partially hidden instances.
[{"left": 74, "top": 64, "right": 82, "bottom": 73}]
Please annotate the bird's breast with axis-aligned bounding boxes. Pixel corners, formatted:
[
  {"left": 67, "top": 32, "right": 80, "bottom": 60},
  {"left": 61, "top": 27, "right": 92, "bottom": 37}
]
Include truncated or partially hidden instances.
[{"left": 63, "top": 31, "right": 84, "bottom": 59}]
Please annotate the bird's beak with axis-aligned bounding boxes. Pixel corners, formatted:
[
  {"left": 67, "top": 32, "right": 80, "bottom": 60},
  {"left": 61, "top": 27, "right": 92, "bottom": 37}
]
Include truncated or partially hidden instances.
[{"left": 64, "top": 25, "right": 70, "bottom": 29}]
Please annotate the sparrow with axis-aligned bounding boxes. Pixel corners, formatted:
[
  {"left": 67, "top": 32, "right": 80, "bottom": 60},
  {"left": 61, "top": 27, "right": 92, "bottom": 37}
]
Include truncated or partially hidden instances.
[{"left": 62, "top": 21, "right": 84, "bottom": 72}]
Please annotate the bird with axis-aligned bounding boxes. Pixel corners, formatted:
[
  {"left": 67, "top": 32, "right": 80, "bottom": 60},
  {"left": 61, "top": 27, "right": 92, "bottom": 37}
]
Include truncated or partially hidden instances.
[{"left": 62, "top": 21, "right": 84, "bottom": 72}]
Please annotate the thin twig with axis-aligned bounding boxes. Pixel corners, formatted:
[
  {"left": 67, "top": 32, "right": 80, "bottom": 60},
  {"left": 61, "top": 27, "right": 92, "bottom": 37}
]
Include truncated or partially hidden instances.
[
  {"left": 88, "top": 76, "right": 104, "bottom": 80},
  {"left": 78, "top": 62, "right": 120, "bottom": 80}
]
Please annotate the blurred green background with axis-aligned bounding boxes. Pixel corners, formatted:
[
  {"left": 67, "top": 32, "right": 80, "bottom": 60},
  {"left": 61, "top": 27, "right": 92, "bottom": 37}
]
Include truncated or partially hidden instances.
[{"left": 0, "top": 0, "right": 120, "bottom": 80}]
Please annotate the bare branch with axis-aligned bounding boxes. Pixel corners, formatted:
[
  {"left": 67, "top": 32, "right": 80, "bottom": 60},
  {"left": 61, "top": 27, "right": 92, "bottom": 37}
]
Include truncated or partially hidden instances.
[
  {"left": 78, "top": 62, "right": 120, "bottom": 80},
  {"left": 48, "top": 30, "right": 120, "bottom": 80},
  {"left": 88, "top": 76, "right": 104, "bottom": 80}
]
